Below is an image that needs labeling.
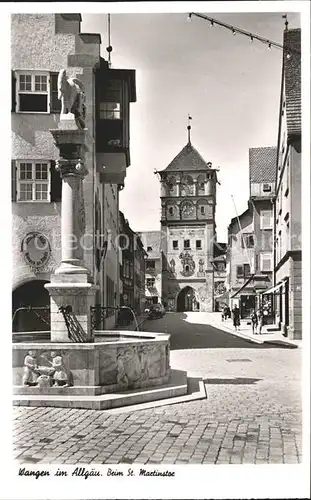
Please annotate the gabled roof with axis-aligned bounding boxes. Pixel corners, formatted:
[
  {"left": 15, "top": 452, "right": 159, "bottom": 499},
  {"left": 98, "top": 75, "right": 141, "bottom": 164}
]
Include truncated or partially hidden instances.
[
  {"left": 283, "top": 29, "right": 301, "bottom": 136},
  {"left": 228, "top": 202, "right": 252, "bottom": 230},
  {"left": 249, "top": 147, "right": 277, "bottom": 183},
  {"left": 161, "top": 142, "right": 211, "bottom": 172}
]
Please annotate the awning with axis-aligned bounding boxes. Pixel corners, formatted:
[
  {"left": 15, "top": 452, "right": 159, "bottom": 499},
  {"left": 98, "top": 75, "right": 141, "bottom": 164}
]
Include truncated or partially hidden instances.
[
  {"left": 230, "top": 275, "right": 255, "bottom": 299},
  {"left": 261, "top": 282, "right": 284, "bottom": 295}
]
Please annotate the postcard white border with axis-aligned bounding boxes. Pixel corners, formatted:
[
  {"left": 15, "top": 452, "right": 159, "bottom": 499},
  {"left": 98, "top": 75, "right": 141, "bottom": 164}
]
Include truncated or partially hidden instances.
[{"left": 1, "top": 2, "right": 310, "bottom": 499}]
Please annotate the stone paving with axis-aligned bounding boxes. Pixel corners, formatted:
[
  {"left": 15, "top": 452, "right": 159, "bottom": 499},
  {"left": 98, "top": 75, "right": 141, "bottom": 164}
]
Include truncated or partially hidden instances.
[{"left": 13, "top": 332, "right": 302, "bottom": 465}]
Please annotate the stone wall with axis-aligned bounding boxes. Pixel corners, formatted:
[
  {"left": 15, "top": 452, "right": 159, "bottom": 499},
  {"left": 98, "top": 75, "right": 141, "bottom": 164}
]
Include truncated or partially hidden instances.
[{"left": 13, "top": 334, "right": 170, "bottom": 395}]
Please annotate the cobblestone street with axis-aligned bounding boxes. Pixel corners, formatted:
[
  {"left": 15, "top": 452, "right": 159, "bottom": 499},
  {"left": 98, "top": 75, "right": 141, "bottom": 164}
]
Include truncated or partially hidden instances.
[{"left": 13, "top": 314, "right": 302, "bottom": 465}]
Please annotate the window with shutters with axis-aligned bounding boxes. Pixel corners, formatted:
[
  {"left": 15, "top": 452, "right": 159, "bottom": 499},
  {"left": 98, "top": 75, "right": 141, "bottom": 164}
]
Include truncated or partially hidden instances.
[
  {"left": 236, "top": 265, "right": 244, "bottom": 278},
  {"left": 14, "top": 161, "right": 61, "bottom": 203},
  {"left": 13, "top": 71, "right": 61, "bottom": 113},
  {"left": 278, "top": 184, "right": 283, "bottom": 215},
  {"left": 241, "top": 233, "right": 254, "bottom": 248},
  {"left": 50, "top": 72, "right": 61, "bottom": 113},
  {"left": 260, "top": 253, "right": 272, "bottom": 272},
  {"left": 285, "top": 156, "right": 290, "bottom": 197},
  {"left": 243, "top": 263, "right": 251, "bottom": 277},
  {"left": 16, "top": 161, "right": 50, "bottom": 202},
  {"left": 260, "top": 209, "right": 273, "bottom": 229}
]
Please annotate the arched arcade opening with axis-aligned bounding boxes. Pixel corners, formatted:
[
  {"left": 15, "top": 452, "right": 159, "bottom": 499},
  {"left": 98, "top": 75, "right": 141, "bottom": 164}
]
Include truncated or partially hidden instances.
[{"left": 12, "top": 280, "right": 50, "bottom": 332}]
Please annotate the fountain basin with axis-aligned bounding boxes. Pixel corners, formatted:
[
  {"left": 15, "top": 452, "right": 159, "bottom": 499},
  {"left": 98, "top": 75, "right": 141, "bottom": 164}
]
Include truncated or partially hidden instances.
[{"left": 13, "top": 331, "right": 172, "bottom": 403}]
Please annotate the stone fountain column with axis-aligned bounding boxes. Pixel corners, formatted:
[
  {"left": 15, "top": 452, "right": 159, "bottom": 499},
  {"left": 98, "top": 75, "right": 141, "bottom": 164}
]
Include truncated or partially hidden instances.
[{"left": 45, "top": 114, "right": 97, "bottom": 342}]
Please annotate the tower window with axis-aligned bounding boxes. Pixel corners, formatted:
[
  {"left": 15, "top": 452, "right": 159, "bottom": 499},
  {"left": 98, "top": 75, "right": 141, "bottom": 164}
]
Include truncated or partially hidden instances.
[
  {"left": 184, "top": 239, "right": 190, "bottom": 249},
  {"left": 147, "top": 246, "right": 152, "bottom": 252},
  {"left": 173, "top": 240, "right": 178, "bottom": 249},
  {"left": 196, "top": 240, "right": 202, "bottom": 249},
  {"left": 200, "top": 183, "right": 204, "bottom": 190},
  {"left": 169, "top": 207, "right": 174, "bottom": 215},
  {"left": 185, "top": 265, "right": 190, "bottom": 272},
  {"left": 200, "top": 206, "right": 205, "bottom": 215}
]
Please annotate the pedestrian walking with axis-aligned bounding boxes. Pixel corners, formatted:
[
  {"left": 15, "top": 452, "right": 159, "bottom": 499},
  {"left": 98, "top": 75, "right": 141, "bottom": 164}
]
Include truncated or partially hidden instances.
[
  {"left": 232, "top": 305, "right": 240, "bottom": 331},
  {"left": 251, "top": 309, "right": 258, "bottom": 334},
  {"left": 224, "top": 306, "right": 230, "bottom": 320},
  {"left": 257, "top": 308, "right": 264, "bottom": 334}
]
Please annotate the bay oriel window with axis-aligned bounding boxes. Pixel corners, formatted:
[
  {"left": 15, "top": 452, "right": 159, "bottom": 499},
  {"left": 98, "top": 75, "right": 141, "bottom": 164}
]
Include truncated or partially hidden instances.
[{"left": 97, "top": 78, "right": 123, "bottom": 148}]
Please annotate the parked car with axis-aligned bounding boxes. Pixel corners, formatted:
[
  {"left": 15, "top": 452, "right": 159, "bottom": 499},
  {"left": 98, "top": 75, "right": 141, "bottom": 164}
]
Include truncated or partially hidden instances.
[{"left": 147, "top": 303, "right": 165, "bottom": 319}]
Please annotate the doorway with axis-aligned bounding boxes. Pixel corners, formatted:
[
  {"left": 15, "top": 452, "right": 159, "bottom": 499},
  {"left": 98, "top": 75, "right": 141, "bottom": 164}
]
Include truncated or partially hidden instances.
[
  {"left": 177, "top": 286, "right": 196, "bottom": 312},
  {"left": 240, "top": 294, "right": 256, "bottom": 319}
]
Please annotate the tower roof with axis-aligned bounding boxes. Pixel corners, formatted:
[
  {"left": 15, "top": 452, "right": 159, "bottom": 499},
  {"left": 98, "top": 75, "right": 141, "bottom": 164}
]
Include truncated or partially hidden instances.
[{"left": 161, "top": 142, "right": 211, "bottom": 173}]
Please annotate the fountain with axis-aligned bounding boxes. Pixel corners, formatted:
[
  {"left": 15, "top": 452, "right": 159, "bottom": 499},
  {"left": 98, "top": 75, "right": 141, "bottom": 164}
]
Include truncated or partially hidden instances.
[{"left": 12, "top": 71, "right": 190, "bottom": 410}]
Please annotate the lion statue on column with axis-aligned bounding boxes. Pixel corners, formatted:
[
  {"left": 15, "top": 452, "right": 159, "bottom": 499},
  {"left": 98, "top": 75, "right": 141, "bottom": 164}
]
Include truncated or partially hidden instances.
[{"left": 57, "top": 69, "right": 86, "bottom": 129}]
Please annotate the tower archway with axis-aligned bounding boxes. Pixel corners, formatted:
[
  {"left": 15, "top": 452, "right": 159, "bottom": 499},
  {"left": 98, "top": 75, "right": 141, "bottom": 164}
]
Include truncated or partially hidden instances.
[{"left": 176, "top": 286, "right": 196, "bottom": 312}]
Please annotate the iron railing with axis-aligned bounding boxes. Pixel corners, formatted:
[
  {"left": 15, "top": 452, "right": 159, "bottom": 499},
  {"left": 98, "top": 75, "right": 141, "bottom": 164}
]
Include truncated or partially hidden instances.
[
  {"left": 12, "top": 306, "right": 50, "bottom": 329},
  {"left": 91, "top": 305, "right": 139, "bottom": 332}
]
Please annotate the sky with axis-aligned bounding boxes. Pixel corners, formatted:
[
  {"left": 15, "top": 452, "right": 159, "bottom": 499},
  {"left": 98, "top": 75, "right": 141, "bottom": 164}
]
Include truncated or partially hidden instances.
[
  {"left": 81, "top": 11, "right": 301, "bottom": 242},
  {"left": 3, "top": 8, "right": 305, "bottom": 284}
]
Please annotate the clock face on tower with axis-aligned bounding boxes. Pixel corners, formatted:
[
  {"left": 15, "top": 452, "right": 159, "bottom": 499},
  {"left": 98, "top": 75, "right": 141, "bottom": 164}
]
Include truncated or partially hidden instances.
[{"left": 181, "top": 200, "right": 195, "bottom": 219}]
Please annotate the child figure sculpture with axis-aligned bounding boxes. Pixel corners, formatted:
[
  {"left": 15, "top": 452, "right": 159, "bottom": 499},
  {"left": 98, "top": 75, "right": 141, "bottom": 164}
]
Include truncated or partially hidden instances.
[
  {"left": 22, "top": 351, "right": 39, "bottom": 386},
  {"left": 51, "top": 355, "right": 69, "bottom": 387}
]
